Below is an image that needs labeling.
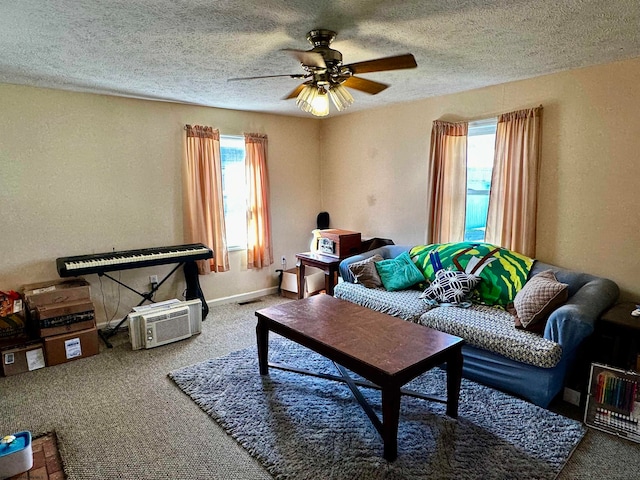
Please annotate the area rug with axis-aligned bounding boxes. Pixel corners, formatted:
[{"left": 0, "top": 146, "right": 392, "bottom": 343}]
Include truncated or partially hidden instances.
[{"left": 169, "top": 338, "right": 585, "bottom": 480}]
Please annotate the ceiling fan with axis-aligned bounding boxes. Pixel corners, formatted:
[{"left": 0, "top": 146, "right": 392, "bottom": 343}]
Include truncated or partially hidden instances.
[{"left": 228, "top": 29, "right": 418, "bottom": 116}]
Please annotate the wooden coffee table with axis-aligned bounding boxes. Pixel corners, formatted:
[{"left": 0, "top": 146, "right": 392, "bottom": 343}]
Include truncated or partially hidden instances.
[{"left": 255, "top": 295, "right": 464, "bottom": 461}]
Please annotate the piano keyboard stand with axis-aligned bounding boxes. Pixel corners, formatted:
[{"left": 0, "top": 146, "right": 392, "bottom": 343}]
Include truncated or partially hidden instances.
[
  {"left": 99, "top": 262, "right": 184, "bottom": 348},
  {"left": 56, "top": 244, "right": 214, "bottom": 348}
]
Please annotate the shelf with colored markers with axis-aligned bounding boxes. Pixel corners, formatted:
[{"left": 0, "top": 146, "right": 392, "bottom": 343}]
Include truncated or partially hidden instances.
[{"left": 584, "top": 362, "right": 640, "bottom": 443}]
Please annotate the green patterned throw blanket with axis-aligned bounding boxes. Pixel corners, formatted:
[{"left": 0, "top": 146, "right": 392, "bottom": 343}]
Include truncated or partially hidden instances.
[{"left": 410, "top": 242, "right": 534, "bottom": 306}]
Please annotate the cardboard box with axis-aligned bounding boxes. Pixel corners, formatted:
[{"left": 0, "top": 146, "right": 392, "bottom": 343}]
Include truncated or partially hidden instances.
[
  {"left": 280, "top": 267, "right": 325, "bottom": 299},
  {"left": 1, "top": 341, "right": 46, "bottom": 376},
  {"left": 36, "top": 300, "right": 94, "bottom": 320},
  {"left": 22, "top": 279, "right": 91, "bottom": 308},
  {"left": 318, "top": 229, "right": 362, "bottom": 258},
  {"left": 0, "top": 312, "right": 27, "bottom": 340},
  {"left": 43, "top": 327, "right": 99, "bottom": 366},
  {"left": 0, "top": 334, "right": 30, "bottom": 351},
  {"left": 37, "top": 317, "right": 96, "bottom": 338}
]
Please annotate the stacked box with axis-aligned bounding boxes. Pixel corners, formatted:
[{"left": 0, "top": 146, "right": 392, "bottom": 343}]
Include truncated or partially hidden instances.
[
  {"left": 35, "top": 299, "right": 96, "bottom": 337},
  {"left": 22, "top": 279, "right": 95, "bottom": 338},
  {"left": 1, "top": 340, "right": 46, "bottom": 376},
  {"left": 43, "top": 327, "right": 99, "bottom": 366},
  {"left": 22, "top": 279, "right": 91, "bottom": 309},
  {"left": 0, "top": 291, "right": 27, "bottom": 342},
  {"left": 0, "top": 279, "right": 100, "bottom": 373}
]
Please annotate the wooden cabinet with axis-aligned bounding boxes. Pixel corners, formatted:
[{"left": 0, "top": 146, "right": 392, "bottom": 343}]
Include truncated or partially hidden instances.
[{"left": 595, "top": 302, "right": 640, "bottom": 371}]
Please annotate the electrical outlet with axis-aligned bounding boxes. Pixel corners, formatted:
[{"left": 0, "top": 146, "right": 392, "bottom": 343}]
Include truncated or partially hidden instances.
[
  {"left": 149, "top": 275, "right": 158, "bottom": 284},
  {"left": 281, "top": 255, "right": 286, "bottom": 265},
  {"left": 562, "top": 387, "right": 581, "bottom": 406}
]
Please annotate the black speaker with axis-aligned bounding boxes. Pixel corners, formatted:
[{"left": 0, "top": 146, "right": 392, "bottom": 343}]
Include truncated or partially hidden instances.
[{"left": 317, "top": 211, "right": 330, "bottom": 229}]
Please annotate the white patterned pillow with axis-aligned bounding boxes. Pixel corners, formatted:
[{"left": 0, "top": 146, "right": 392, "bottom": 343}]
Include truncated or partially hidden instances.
[{"left": 420, "top": 269, "right": 480, "bottom": 304}]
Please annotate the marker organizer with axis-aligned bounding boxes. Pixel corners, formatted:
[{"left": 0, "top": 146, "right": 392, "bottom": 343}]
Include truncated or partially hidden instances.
[{"left": 585, "top": 363, "right": 640, "bottom": 443}]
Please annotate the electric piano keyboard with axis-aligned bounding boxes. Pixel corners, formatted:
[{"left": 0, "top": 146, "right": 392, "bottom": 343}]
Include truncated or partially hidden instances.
[{"left": 56, "top": 243, "right": 213, "bottom": 277}]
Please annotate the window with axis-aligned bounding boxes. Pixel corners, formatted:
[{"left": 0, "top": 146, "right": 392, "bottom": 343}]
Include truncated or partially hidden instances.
[
  {"left": 464, "top": 119, "right": 497, "bottom": 242},
  {"left": 220, "top": 135, "right": 247, "bottom": 250}
]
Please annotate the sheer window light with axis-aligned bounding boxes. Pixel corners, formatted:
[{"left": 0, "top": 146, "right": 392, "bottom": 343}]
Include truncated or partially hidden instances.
[
  {"left": 464, "top": 118, "right": 497, "bottom": 242},
  {"left": 220, "top": 135, "right": 248, "bottom": 250}
]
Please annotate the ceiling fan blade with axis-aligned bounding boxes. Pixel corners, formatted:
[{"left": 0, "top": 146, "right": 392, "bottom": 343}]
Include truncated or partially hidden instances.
[
  {"left": 228, "top": 73, "right": 307, "bottom": 81},
  {"left": 344, "top": 53, "right": 417, "bottom": 74},
  {"left": 283, "top": 83, "right": 307, "bottom": 100},
  {"left": 342, "top": 76, "right": 389, "bottom": 95},
  {"left": 281, "top": 48, "right": 326, "bottom": 69}
]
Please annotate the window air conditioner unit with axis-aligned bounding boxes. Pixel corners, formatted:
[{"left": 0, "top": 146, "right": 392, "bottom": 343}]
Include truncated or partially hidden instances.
[{"left": 128, "top": 299, "right": 202, "bottom": 350}]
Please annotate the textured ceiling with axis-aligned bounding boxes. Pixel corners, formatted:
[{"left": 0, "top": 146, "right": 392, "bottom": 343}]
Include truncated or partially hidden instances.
[{"left": 1, "top": 0, "right": 640, "bottom": 117}]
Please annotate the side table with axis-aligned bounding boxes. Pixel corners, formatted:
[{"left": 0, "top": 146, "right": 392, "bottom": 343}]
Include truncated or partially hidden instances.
[
  {"left": 295, "top": 252, "right": 341, "bottom": 299},
  {"left": 595, "top": 301, "right": 640, "bottom": 371}
]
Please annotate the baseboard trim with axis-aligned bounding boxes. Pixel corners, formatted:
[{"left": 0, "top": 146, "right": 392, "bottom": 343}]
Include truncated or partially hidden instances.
[
  {"left": 206, "top": 287, "right": 279, "bottom": 308},
  {"left": 96, "top": 286, "right": 280, "bottom": 330}
]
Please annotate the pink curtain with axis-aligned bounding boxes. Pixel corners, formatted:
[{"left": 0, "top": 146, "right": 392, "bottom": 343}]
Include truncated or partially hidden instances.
[
  {"left": 244, "top": 133, "right": 273, "bottom": 269},
  {"left": 485, "top": 106, "right": 542, "bottom": 257},
  {"left": 183, "top": 125, "right": 229, "bottom": 273},
  {"left": 426, "top": 120, "right": 468, "bottom": 244}
]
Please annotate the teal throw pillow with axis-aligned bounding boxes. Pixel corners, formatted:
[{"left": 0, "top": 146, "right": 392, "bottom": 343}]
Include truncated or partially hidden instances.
[{"left": 375, "top": 251, "right": 425, "bottom": 291}]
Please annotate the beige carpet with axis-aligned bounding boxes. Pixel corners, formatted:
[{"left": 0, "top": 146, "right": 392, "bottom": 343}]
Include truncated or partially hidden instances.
[{"left": 1, "top": 294, "right": 639, "bottom": 479}]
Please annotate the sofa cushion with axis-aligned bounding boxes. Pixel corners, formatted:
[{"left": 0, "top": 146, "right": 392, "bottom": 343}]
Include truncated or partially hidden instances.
[
  {"left": 410, "top": 242, "right": 534, "bottom": 306},
  {"left": 347, "top": 254, "right": 383, "bottom": 288},
  {"left": 512, "top": 270, "right": 569, "bottom": 332},
  {"left": 420, "top": 269, "right": 479, "bottom": 304},
  {"left": 334, "top": 282, "right": 431, "bottom": 323},
  {"left": 419, "top": 305, "right": 562, "bottom": 368},
  {"left": 375, "top": 251, "right": 425, "bottom": 291}
]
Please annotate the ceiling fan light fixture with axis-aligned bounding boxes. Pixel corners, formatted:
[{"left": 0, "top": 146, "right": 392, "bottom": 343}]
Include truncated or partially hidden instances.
[
  {"left": 310, "top": 89, "right": 330, "bottom": 117},
  {"left": 231, "top": 30, "right": 417, "bottom": 116},
  {"left": 296, "top": 84, "right": 330, "bottom": 117},
  {"left": 295, "top": 84, "right": 316, "bottom": 113},
  {"left": 329, "top": 84, "right": 354, "bottom": 112}
]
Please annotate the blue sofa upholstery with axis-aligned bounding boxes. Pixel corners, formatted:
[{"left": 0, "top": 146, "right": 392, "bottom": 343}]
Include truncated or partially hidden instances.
[{"left": 337, "top": 245, "right": 619, "bottom": 407}]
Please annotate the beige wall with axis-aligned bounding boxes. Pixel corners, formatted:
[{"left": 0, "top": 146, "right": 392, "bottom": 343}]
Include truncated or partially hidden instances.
[
  {"left": 321, "top": 57, "right": 640, "bottom": 301},
  {"left": 0, "top": 85, "right": 322, "bottom": 324},
  {"left": 2, "top": 55, "right": 640, "bottom": 322}
]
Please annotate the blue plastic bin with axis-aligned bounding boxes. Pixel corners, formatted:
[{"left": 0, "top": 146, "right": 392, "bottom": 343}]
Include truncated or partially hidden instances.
[{"left": 0, "top": 431, "right": 33, "bottom": 479}]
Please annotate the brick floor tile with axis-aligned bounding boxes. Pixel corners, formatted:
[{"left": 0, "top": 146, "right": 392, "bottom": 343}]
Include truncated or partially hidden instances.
[
  {"left": 46, "top": 455, "right": 61, "bottom": 474},
  {"left": 42, "top": 442, "right": 56, "bottom": 459},
  {"left": 32, "top": 450, "right": 45, "bottom": 469},
  {"left": 25, "top": 466, "right": 47, "bottom": 479}
]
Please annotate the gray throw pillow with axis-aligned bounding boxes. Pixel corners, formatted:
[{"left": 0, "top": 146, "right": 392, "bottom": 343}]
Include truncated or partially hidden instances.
[
  {"left": 348, "top": 254, "right": 384, "bottom": 288},
  {"left": 513, "top": 270, "right": 568, "bottom": 331}
]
